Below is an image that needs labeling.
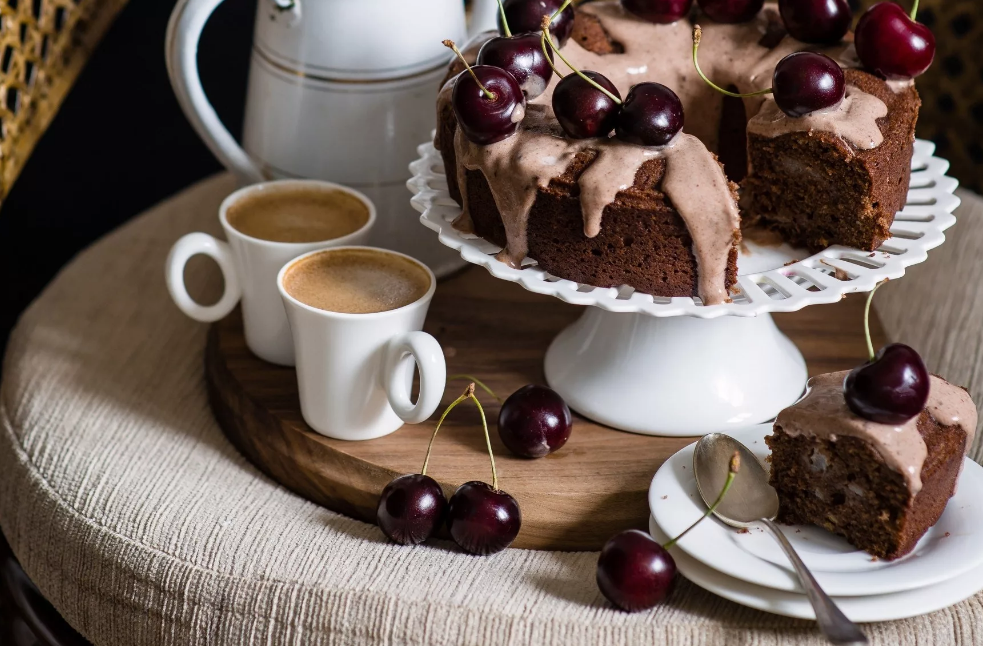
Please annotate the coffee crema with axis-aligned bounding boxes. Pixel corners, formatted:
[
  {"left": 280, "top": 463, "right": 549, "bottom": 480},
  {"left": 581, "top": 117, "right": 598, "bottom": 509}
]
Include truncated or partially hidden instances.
[
  {"left": 283, "top": 249, "right": 431, "bottom": 314},
  {"left": 226, "top": 186, "right": 369, "bottom": 243}
]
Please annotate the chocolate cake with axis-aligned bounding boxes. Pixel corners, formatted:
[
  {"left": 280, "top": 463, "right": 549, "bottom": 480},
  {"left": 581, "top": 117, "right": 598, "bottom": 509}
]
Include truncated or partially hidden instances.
[
  {"left": 434, "top": 1, "right": 920, "bottom": 304},
  {"left": 767, "top": 372, "right": 977, "bottom": 560}
]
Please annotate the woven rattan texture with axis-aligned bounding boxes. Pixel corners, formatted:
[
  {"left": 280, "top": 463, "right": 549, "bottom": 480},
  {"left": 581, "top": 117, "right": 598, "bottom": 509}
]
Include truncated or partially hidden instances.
[{"left": 0, "top": 0, "right": 125, "bottom": 198}]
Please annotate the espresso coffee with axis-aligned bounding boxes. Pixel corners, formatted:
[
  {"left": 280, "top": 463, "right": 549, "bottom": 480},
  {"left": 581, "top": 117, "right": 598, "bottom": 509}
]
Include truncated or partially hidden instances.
[
  {"left": 283, "top": 248, "right": 431, "bottom": 314},
  {"left": 226, "top": 186, "right": 369, "bottom": 243}
]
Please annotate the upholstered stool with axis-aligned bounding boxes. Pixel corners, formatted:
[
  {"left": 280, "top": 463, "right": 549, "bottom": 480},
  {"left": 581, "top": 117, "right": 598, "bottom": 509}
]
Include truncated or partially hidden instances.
[{"left": 1, "top": 174, "right": 981, "bottom": 646}]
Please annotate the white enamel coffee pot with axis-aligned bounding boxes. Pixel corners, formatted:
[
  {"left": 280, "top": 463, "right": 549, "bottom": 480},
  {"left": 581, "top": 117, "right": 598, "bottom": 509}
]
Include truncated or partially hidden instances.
[{"left": 165, "top": 0, "right": 497, "bottom": 276}]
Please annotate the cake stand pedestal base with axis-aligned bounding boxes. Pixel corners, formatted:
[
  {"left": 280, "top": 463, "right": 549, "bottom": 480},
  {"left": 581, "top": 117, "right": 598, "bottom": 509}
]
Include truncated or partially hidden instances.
[{"left": 544, "top": 309, "right": 808, "bottom": 436}]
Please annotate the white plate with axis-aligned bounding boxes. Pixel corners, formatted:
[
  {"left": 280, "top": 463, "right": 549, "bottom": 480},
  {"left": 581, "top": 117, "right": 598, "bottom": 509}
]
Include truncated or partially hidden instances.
[
  {"left": 649, "top": 517, "right": 983, "bottom": 622},
  {"left": 649, "top": 425, "right": 983, "bottom": 596}
]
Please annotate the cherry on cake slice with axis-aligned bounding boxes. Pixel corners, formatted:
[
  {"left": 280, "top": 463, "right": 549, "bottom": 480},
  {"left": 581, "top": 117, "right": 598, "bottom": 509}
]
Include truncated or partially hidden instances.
[
  {"left": 767, "top": 370, "right": 976, "bottom": 560},
  {"left": 766, "top": 287, "right": 977, "bottom": 560}
]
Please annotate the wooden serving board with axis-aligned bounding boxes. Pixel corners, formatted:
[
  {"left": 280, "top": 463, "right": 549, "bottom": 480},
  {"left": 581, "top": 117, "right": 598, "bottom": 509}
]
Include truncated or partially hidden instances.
[{"left": 206, "top": 267, "right": 885, "bottom": 551}]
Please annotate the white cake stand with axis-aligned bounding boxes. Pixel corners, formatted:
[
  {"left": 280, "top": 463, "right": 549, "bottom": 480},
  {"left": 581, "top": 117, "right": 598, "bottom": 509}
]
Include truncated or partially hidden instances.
[{"left": 407, "top": 139, "right": 960, "bottom": 436}]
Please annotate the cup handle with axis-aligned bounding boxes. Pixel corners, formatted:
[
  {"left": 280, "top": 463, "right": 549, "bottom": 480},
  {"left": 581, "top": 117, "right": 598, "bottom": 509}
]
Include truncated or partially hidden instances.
[
  {"left": 384, "top": 332, "right": 447, "bottom": 424},
  {"left": 165, "top": 232, "right": 242, "bottom": 322}
]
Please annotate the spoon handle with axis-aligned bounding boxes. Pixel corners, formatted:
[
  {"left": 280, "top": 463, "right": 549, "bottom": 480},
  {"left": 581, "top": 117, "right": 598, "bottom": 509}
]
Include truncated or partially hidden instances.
[{"left": 757, "top": 518, "right": 868, "bottom": 645}]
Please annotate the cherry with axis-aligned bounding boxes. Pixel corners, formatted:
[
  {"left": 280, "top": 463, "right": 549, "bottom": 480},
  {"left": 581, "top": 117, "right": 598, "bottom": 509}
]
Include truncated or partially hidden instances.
[
  {"left": 376, "top": 382, "right": 482, "bottom": 546},
  {"left": 498, "top": 384, "right": 572, "bottom": 458},
  {"left": 499, "top": 0, "right": 575, "bottom": 47},
  {"left": 779, "top": 0, "right": 852, "bottom": 44},
  {"left": 693, "top": 27, "right": 844, "bottom": 118},
  {"left": 598, "top": 453, "right": 741, "bottom": 611},
  {"left": 597, "top": 530, "right": 677, "bottom": 611},
  {"left": 697, "top": 0, "right": 764, "bottom": 23},
  {"left": 539, "top": 18, "right": 623, "bottom": 139},
  {"left": 477, "top": 33, "right": 554, "bottom": 100},
  {"left": 615, "top": 82, "right": 684, "bottom": 146},
  {"left": 376, "top": 474, "right": 447, "bottom": 545},
  {"left": 622, "top": 0, "right": 694, "bottom": 24},
  {"left": 845, "top": 344, "right": 930, "bottom": 424},
  {"left": 447, "top": 481, "right": 522, "bottom": 554},
  {"left": 843, "top": 284, "right": 929, "bottom": 424},
  {"left": 772, "top": 52, "right": 845, "bottom": 117},
  {"left": 444, "top": 40, "right": 526, "bottom": 146},
  {"left": 438, "top": 382, "right": 523, "bottom": 555},
  {"left": 855, "top": 1, "right": 935, "bottom": 79},
  {"left": 553, "top": 71, "right": 622, "bottom": 138}
]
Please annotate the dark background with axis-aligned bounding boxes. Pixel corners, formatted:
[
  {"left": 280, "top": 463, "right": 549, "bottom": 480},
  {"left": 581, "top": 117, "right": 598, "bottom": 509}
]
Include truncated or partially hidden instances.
[{"left": 0, "top": 0, "right": 259, "bottom": 359}]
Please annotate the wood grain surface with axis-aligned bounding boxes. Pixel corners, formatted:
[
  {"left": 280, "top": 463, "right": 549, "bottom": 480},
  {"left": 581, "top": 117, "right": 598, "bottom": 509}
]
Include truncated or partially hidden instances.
[{"left": 206, "top": 267, "right": 886, "bottom": 551}]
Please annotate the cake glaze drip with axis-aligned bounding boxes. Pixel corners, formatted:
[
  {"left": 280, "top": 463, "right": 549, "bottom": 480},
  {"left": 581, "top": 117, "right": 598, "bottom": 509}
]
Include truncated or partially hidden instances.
[
  {"left": 748, "top": 86, "right": 888, "bottom": 150},
  {"left": 447, "top": 1, "right": 891, "bottom": 303},
  {"left": 454, "top": 106, "right": 739, "bottom": 304},
  {"left": 775, "top": 371, "right": 979, "bottom": 494}
]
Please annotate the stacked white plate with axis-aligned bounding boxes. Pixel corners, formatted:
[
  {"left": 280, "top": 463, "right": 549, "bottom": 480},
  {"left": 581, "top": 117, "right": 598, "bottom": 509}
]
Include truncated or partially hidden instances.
[{"left": 648, "top": 425, "right": 983, "bottom": 621}]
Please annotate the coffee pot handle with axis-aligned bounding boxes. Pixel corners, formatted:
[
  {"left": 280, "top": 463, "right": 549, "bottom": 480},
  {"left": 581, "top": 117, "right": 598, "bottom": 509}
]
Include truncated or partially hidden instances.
[{"left": 165, "top": 0, "right": 266, "bottom": 184}]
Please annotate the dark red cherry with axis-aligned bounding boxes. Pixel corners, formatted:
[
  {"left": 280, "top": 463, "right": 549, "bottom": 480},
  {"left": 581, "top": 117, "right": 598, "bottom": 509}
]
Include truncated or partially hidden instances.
[
  {"left": 622, "top": 0, "right": 694, "bottom": 24},
  {"left": 452, "top": 65, "right": 526, "bottom": 145},
  {"left": 772, "top": 52, "right": 844, "bottom": 117},
  {"left": 376, "top": 474, "right": 447, "bottom": 545},
  {"left": 615, "top": 82, "right": 684, "bottom": 146},
  {"left": 844, "top": 343, "right": 929, "bottom": 424},
  {"left": 779, "top": 0, "right": 852, "bottom": 44},
  {"left": 477, "top": 34, "right": 554, "bottom": 100},
  {"left": 447, "top": 481, "right": 522, "bottom": 555},
  {"left": 498, "top": 384, "right": 573, "bottom": 458},
  {"left": 500, "top": 0, "right": 576, "bottom": 47},
  {"left": 597, "top": 529, "right": 677, "bottom": 612},
  {"left": 697, "top": 0, "right": 764, "bottom": 23},
  {"left": 553, "top": 71, "right": 622, "bottom": 139},
  {"left": 855, "top": 2, "right": 935, "bottom": 79}
]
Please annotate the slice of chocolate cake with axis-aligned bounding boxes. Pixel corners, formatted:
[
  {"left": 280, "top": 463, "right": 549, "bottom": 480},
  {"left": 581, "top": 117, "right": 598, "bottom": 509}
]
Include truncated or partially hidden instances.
[{"left": 767, "top": 371, "right": 977, "bottom": 560}]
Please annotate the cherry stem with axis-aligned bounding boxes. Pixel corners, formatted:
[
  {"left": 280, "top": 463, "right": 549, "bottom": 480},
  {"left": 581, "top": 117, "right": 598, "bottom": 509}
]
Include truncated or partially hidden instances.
[
  {"left": 497, "top": 0, "right": 512, "bottom": 36},
  {"left": 863, "top": 281, "right": 885, "bottom": 362},
  {"left": 910, "top": 0, "right": 919, "bottom": 21},
  {"left": 448, "top": 374, "right": 502, "bottom": 403},
  {"left": 541, "top": 15, "right": 622, "bottom": 105},
  {"left": 421, "top": 383, "right": 474, "bottom": 477},
  {"left": 693, "top": 26, "right": 773, "bottom": 100},
  {"left": 443, "top": 39, "right": 497, "bottom": 101},
  {"left": 541, "top": 30, "right": 565, "bottom": 79},
  {"left": 663, "top": 452, "right": 741, "bottom": 550},
  {"left": 468, "top": 389, "right": 499, "bottom": 491}
]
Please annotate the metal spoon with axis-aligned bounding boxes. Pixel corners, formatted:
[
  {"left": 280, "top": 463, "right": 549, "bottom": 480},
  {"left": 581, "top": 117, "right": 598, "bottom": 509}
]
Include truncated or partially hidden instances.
[{"left": 693, "top": 433, "right": 868, "bottom": 646}]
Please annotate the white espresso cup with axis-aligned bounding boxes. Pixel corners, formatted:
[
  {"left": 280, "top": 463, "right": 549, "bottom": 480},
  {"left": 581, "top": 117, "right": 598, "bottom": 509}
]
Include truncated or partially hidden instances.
[
  {"left": 165, "top": 179, "right": 376, "bottom": 366},
  {"left": 277, "top": 246, "right": 446, "bottom": 440}
]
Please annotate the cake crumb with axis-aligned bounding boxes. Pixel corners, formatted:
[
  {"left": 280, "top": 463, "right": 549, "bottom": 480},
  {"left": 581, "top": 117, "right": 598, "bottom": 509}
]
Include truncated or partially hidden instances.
[
  {"left": 869, "top": 556, "right": 879, "bottom": 562},
  {"left": 868, "top": 252, "right": 876, "bottom": 257},
  {"left": 661, "top": 495, "right": 668, "bottom": 500},
  {"left": 737, "top": 528, "right": 750, "bottom": 534},
  {"left": 944, "top": 532, "right": 951, "bottom": 538}
]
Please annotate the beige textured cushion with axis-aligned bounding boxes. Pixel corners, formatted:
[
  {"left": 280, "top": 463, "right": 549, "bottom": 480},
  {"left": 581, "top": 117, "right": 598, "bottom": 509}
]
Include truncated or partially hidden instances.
[{"left": 1, "top": 174, "right": 981, "bottom": 646}]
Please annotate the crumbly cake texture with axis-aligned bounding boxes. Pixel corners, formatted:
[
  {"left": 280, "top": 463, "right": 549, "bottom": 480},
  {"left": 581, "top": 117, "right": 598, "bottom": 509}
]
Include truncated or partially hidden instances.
[
  {"left": 767, "top": 373, "right": 976, "bottom": 560},
  {"left": 744, "top": 68, "right": 920, "bottom": 252},
  {"left": 435, "top": 2, "right": 919, "bottom": 299}
]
